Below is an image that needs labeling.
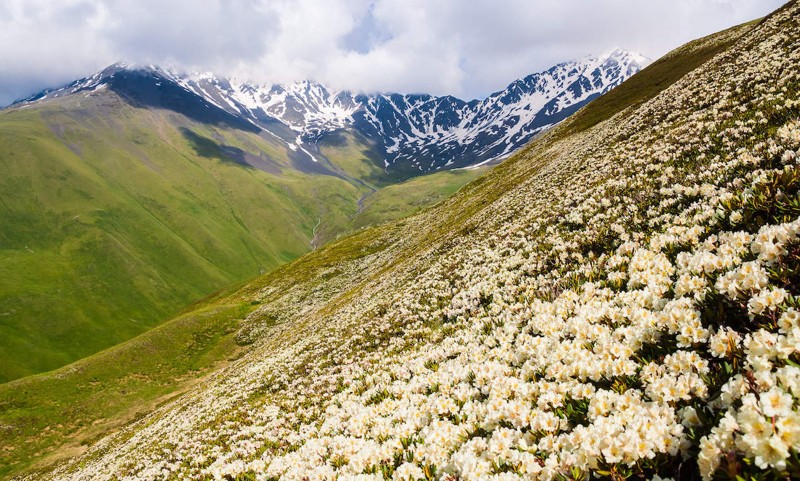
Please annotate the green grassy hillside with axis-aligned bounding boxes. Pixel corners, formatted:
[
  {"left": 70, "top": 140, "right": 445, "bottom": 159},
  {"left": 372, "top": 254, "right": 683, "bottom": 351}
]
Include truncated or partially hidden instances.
[
  {"left": 350, "top": 167, "right": 487, "bottom": 230},
  {"left": 0, "top": 92, "right": 355, "bottom": 381},
  {"left": 0, "top": 91, "right": 482, "bottom": 383},
  {"left": 318, "top": 130, "right": 395, "bottom": 189},
  {"left": 0, "top": 15, "right": 766, "bottom": 479}
]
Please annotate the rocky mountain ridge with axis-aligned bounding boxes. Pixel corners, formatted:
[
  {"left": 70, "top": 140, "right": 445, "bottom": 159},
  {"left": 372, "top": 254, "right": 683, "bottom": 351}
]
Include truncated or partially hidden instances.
[{"left": 19, "top": 48, "right": 648, "bottom": 173}]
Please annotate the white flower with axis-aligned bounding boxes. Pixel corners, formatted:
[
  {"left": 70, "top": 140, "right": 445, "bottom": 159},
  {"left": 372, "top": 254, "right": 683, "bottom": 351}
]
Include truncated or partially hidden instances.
[
  {"left": 747, "top": 288, "right": 787, "bottom": 317},
  {"left": 752, "top": 434, "right": 790, "bottom": 470},
  {"left": 393, "top": 462, "right": 424, "bottom": 481},
  {"left": 760, "top": 387, "right": 794, "bottom": 418},
  {"left": 680, "top": 406, "right": 701, "bottom": 428},
  {"left": 778, "top": 308, "right": 800, "bottom": 333},
  {"left": 708, "top": 327, "right": 742, "bottom": 358}
]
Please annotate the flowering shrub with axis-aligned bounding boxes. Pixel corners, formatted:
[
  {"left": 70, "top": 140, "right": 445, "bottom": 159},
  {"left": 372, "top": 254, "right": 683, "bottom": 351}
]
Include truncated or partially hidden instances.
[{"left": 29, "top": 4, "right": 800, "bottom": 481}]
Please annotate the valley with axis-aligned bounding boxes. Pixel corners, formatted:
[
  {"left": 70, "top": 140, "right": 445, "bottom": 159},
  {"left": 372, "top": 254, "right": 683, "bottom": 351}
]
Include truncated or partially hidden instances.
[
  {"left": 0, "top": 90, "right": 472, "bottom": 382},
  {"left": 0, "top": 49, "right": 641, "bottom": 382}
]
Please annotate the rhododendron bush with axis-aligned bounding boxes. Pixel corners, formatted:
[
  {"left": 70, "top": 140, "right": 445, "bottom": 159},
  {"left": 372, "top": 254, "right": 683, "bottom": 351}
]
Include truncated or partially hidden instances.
[{"left": 32, "top": 4, "right": 800, "bottom": 481}]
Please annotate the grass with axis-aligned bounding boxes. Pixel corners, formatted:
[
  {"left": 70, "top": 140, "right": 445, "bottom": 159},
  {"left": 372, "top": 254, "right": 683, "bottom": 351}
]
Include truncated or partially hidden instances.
[
  {"left": 351, "top": 167, "right": 488, "bottom": 229},
  {"left": 0, "top": 93, "right": 362, "bottom": 382},
  {"left": 318, "top": 130, "right": 394, "bottom": 188},
  {"left": 0, "top": 218, "right": 406, "bottom": 479},
  {"left": 0, "top": 300, "right": 251, "bottom": 479},
  {"left": 0, "top": 135, "right": 491, "bottom": 478}
]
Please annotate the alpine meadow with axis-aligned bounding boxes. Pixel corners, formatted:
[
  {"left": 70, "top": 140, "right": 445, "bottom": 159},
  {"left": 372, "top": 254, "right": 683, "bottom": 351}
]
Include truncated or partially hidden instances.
[{"left": 1, "top": 1, "right": 800, "bottom": 481}]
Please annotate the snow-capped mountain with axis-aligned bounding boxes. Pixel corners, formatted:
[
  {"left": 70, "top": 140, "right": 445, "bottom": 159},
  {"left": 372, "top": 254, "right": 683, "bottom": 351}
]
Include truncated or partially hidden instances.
[{"left": 18, "top": 49, "right": 648, "bottom": 172}]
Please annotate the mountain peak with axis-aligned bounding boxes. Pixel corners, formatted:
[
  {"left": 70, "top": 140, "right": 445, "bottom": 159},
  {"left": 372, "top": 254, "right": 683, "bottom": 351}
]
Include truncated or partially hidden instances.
[{"left": 600, "top": 47, "right": 651, "bottom": 66}]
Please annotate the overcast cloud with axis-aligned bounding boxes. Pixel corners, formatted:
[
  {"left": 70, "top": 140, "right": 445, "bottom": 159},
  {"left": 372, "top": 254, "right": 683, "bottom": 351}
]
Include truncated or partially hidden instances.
[{"left": 0, "top": 0, "right": 787, "bottom": 106}]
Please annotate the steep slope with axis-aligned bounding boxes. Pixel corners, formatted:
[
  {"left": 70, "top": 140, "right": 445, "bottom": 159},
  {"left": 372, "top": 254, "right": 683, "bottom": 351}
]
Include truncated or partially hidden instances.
[
  {"left": 5, "top": 3, "right": 800, "bottom": 480},
  {"left": 20, "top": 49, "right": 646, "bottom": 174},
  {"left": 0, "top": 90, "right": 369, "bottom": 382}
]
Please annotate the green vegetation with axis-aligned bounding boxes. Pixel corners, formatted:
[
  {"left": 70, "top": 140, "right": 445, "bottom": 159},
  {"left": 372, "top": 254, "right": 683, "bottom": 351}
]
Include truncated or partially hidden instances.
[
  {"left": 0, "top": 152, "right": 492, "bottom": 477},
  {"left": 0, "top": 301, "right": 249, "bottom": 478},
  {"left": 0, "top": 218, "right": 403, "bottom": 479},
  {"left": 318, "top": 130, "right": 394, "bottom": 188},
  {"left": 0, "top": 92, "right": 364, "bottom": 382},
  {"left": 0, "top": 99, "right": 507, "bottom": 479},
  {"left": 351, "top": 168, "right": 487, "bottom": 229},
  {"left": 0, "top": 91, "right": 480, "bottom": 383}
]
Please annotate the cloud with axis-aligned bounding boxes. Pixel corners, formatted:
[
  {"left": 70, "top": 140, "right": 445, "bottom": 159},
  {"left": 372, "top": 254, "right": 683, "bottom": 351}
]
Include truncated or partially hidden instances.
[
  {"left": 100, "top": 0, "right": 276, "bottom": 68},
  {"left": 0, "top": 0, "right": 787, "bottom": 106}
]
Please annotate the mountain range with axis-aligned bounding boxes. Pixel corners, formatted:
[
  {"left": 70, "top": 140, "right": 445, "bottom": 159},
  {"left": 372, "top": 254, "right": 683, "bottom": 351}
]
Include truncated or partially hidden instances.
[{"left": 19, "top": 48, "right": 648, "bottom": 173}]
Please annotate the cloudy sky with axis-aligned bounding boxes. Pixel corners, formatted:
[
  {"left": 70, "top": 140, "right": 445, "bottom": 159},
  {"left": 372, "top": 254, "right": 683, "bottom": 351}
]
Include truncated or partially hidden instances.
[{"left": 0, "top": 0, "right": 787, "bottom": 106}]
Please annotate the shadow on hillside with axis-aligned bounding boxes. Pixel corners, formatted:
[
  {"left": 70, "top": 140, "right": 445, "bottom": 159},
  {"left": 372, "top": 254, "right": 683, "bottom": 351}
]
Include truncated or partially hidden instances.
[
  {"left": 180, "top": 128, "right": 283, "bottom": 175},
  {"left": 106, "top": 70, "right": 261, "bottom": 133}
]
